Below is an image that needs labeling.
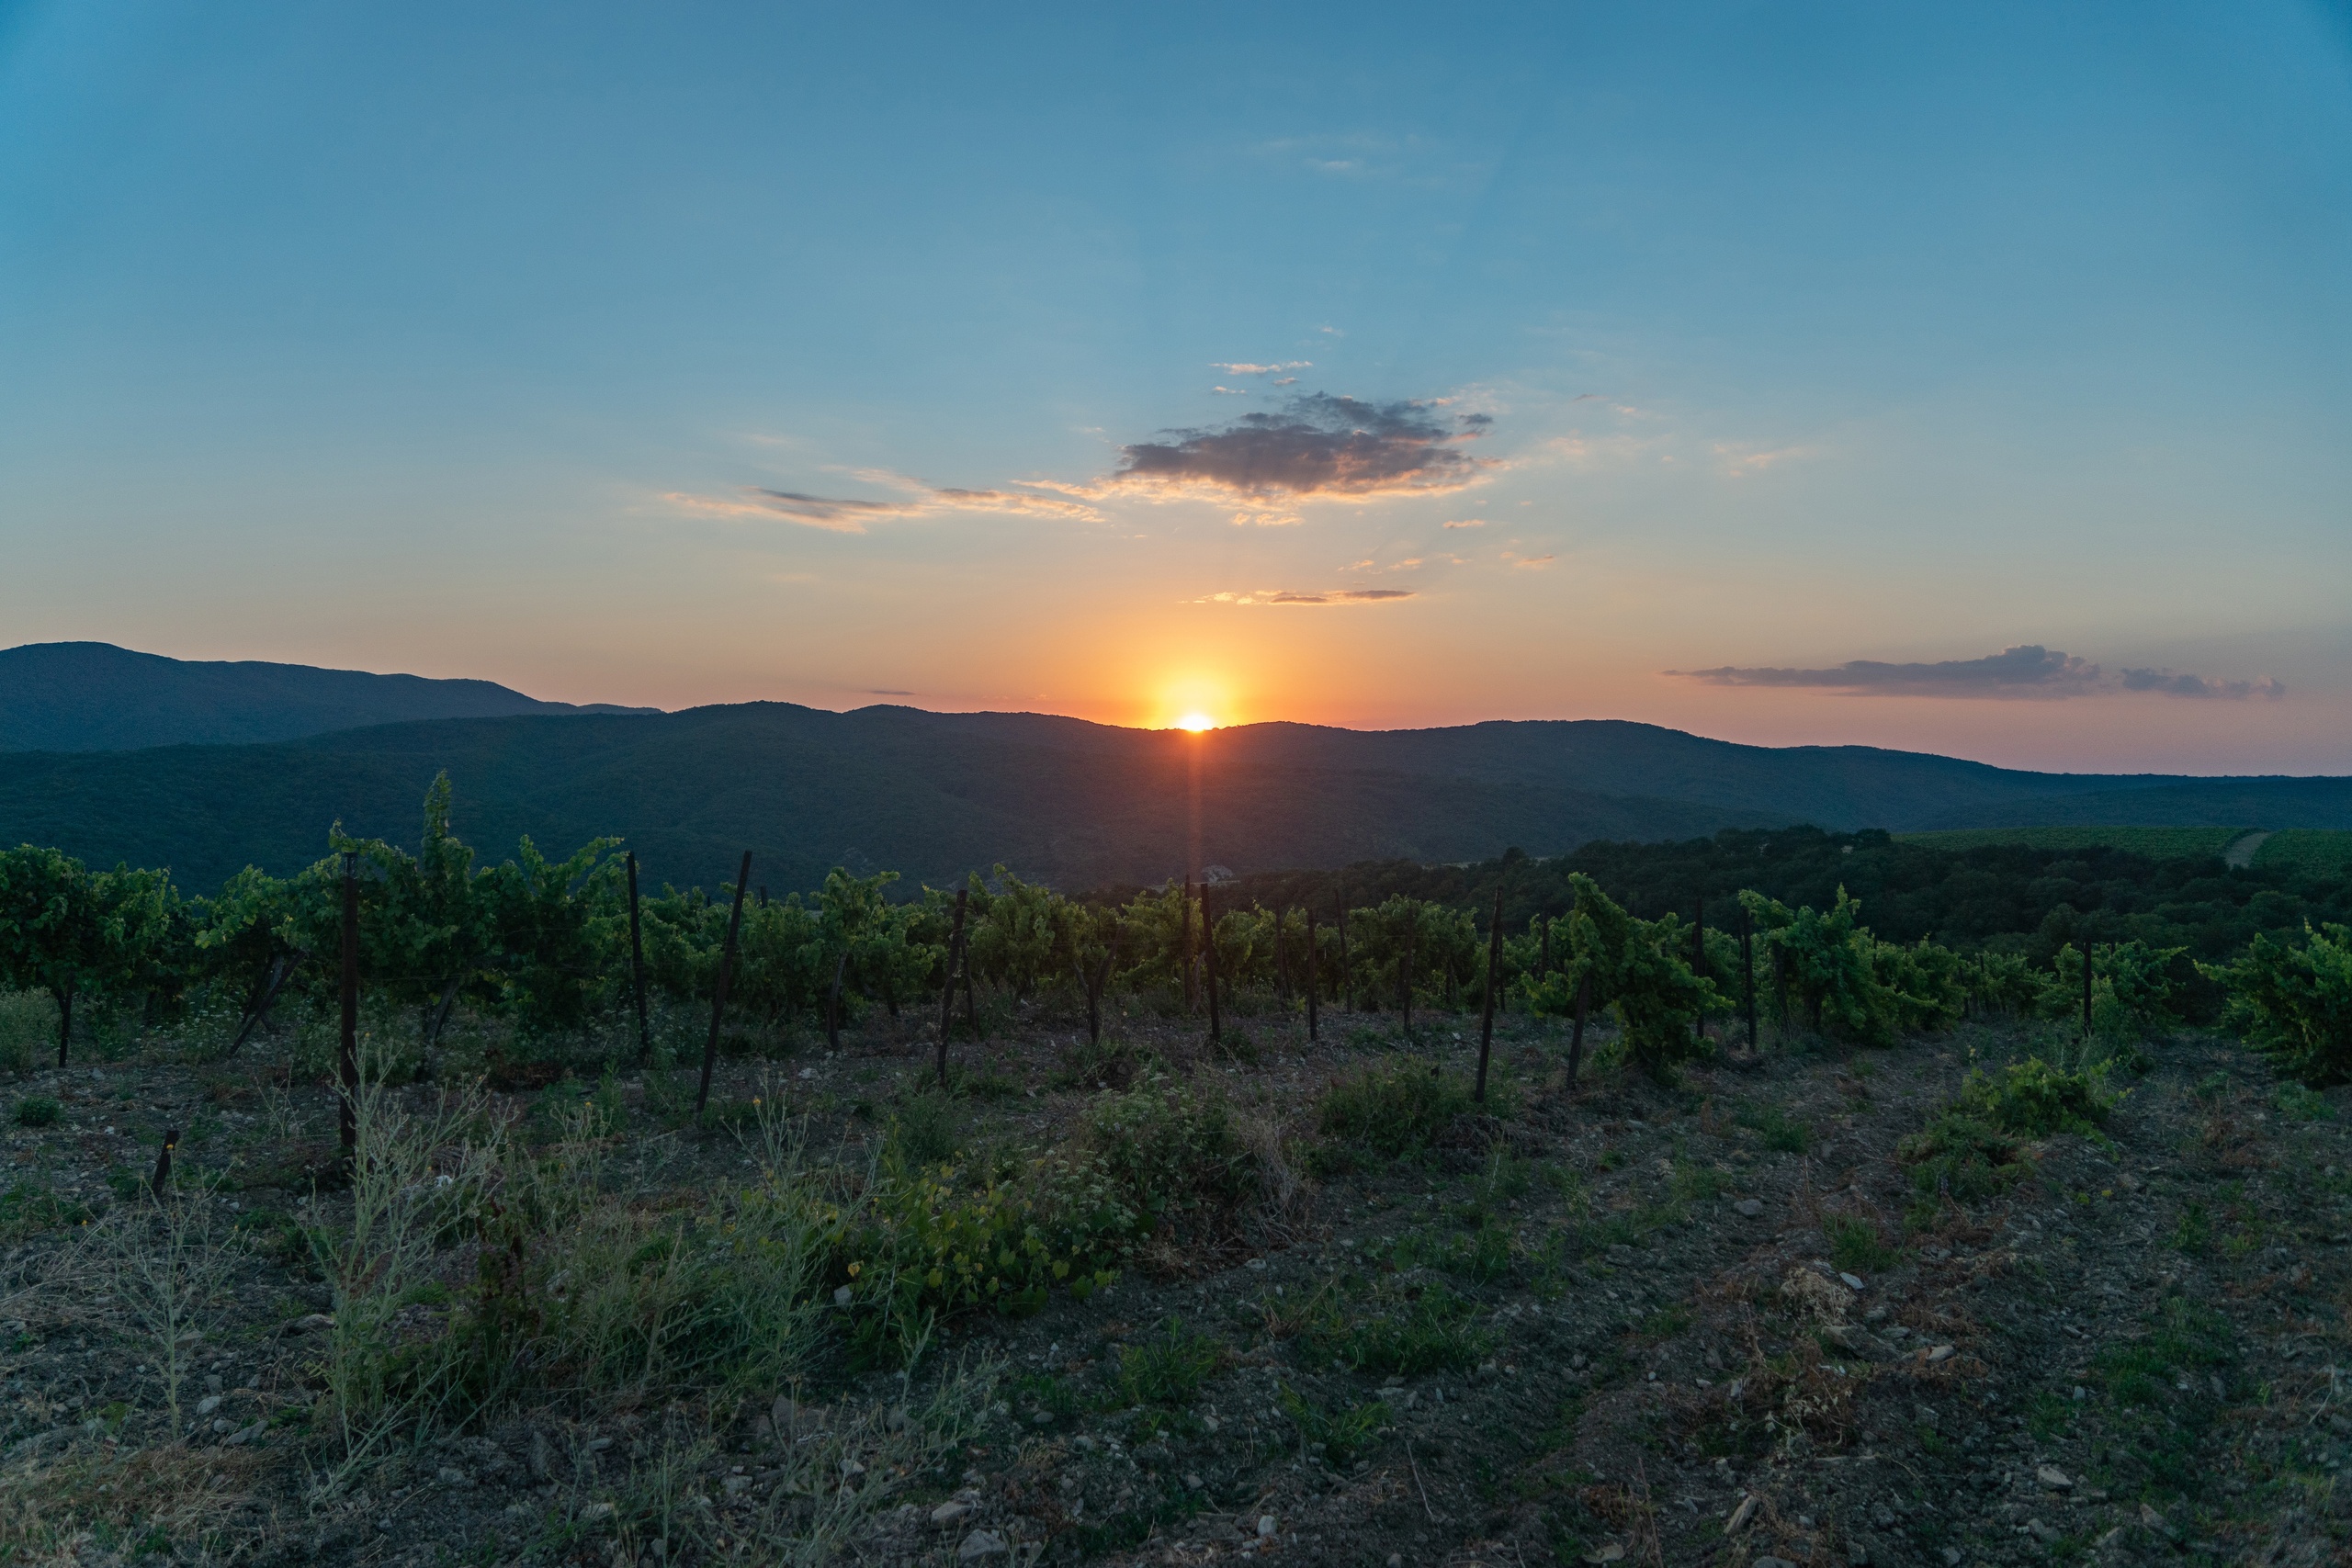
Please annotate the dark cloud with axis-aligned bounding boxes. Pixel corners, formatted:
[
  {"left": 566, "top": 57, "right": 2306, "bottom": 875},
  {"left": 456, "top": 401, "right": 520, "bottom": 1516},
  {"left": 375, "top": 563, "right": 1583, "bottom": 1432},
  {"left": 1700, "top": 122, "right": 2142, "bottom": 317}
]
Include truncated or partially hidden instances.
[
  {"left": 1108, "top": 393, "right": 1493, "bottom": 501},
  {"left": 2120, "top": 669, "right": 2286, "bottom": 700},
  {"left": 668, "top": 476, "right": 1101, "bottom": 532},
  {"left": 1672, "top": 645, "right": 2284, "bottom": 700}
]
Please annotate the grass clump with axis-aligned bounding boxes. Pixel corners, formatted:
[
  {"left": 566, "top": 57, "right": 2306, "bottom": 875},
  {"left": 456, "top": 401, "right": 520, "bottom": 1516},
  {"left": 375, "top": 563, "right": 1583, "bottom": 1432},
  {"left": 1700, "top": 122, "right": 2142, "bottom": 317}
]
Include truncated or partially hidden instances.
[
  {"left": 1739, "top": 1103, "right": 1810, "bottom": 1154},
  {"left": 1277, "top": 1383, "right": 1391, "bottom": 1465},
  {"left": 1898, "top": 1110, "right": 2030, "bottom": 1214},
  {"left": 2090, "top": 1296, "right": 2237, "bottom": 1498},
  {"left": 12, "top": 1095, "right": 61, "bottom": 1127},
  {"left": 1299, "top": 1279, "right": 1494, "bottom": 1375},
  {"left": 1825, "top": 1215, "right": 1899, "bottom": 1273},
  {"left": 1959, "top": 1056, "right": 2113, "bottom": 1137},
  {"left": 1117, "top": 1317, "right": 1224, "bottom": 1405},
  {"left": 1316, "top": 1056, "right": 1480, "bottom": 1160}
]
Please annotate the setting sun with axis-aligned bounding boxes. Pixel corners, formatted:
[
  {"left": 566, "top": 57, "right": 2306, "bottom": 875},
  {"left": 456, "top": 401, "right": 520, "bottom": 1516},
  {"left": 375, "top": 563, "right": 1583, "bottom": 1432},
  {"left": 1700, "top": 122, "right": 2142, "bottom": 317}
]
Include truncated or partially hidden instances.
[{"left": 1172, "top": 712, "right": 1217, "bottom": 732}]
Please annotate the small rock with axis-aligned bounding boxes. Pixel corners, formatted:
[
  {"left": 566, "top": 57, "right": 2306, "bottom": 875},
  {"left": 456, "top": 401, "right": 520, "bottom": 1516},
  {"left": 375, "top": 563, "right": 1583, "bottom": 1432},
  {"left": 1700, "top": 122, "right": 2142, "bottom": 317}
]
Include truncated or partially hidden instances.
[
  {"left": 1185, "top": 1472, "right": 1204, "bottom": 1490},
  {"left": 1258, "top": 1515, "right": 1278, "bottom": 1538},
  {"left": 1246, "top": 1258, "right": 1268, "bottom": 1271},
  {"left": 1724, "top": 1495, "right": 1758, "bottom": 1534},
  {"left": 585, "top": 1437, "right": 613, "bottom": 1453},
  {"left": 2036, "top": 1463, "right": 2073, "bottom": 1491},
  {"left": 437, "top": 1466, "right": 471, "bottom": 1487},
  {"left": 224, "top": 1420, "right": 266, "bottom": 1447},
  {"left": 1582, "top": 1545, "right": 1625, "bottom": 1564},
  {"left": 211, "top": 1418, "right": 232, "bottom": 1435},
  {"left": 958, "top": 1529, "right": 1010, "bottom": 1562},
  {"left": 932, "top": 1501, "right": 973, "bottom": 1527},
  {"left": 1736, "top": 1199, "right": 1764, "bottom": 1217},
  {"left": 840, "top": 1457, "right": 865, "bottom": 1481},
  {"left": 886, "top": 1405, "right": 910, "bottom": 1433},
  {"left": 1753, "top": 1557, "right": 1796, "bottom": 1568},
  {"left": 284, "top": 1313, "right": 333, "bottom": 1335},
  {"left": 1924, "top": 1344, "right": 1957, "bottom": 1363},
  {"left": 2026, "top": 1518, "right": 2061, "bottom": 1543},
  {"left": 1838, "top": 1271, "right": 1865, "bottom": 1291},
  {"left": 580, "top": 1502, "right": 616, "bottom": 1525},
  {"left": 1387, "top": 1557, "right": 1403, "bottom": 1568},
  {"left": 1848, "top": 1545, "right": 1868, "bottom": 1566},
  {"left": 196, "top": 1395, "right": 223, "bottom": 1416},
  {"left": 722, "top": 1475, "right": 750, "bottom": 1495},
  {"left": 2140, "top": 1503, "right": 2174, "bottom": 1537},
  {"left": 833, "top": 1285, "right": 854, "bottom": 1306},
  {"left": 527, "top": 1428, "right": 553, "bottom": 1483}
]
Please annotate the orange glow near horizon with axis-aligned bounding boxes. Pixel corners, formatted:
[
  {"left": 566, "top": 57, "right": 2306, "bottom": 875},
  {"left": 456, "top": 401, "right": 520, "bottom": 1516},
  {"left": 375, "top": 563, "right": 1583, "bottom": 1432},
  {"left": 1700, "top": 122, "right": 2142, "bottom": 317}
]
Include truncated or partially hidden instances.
[
  {"left": 1171, "top": 712, "right": 1217, "bottom": 732},
  {"left": 1150, "top": 672, "right": 1233, "bottom": 732}
]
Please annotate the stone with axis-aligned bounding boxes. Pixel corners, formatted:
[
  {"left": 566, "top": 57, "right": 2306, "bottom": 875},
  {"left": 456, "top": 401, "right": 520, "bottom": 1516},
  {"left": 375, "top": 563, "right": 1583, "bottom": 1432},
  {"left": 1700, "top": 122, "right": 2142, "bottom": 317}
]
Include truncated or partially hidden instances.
[
  {"left": 957, "top": 1529, "right": 1010, "bottom": 1562},
  {"left": 196, "top": 1394, "right": 222, "bottom": 1416},
  {"left": 1838, "top": 1271, "right": 1866, "bottom": 1291},
  {"left": 224, "top": 1420, "right": 266, "bottom": 1447},
  {"left": 1582, "top": 1545, "right": 1625, "bottom": 1564},
  {"left": 1724, "top": 1495, "right": 1758, "bottom": 1534},
  {"left": 2036, "top": 1464, "right": 2073, "bottom": 1491},
  {"left": 436, "top": 1466, "right": 471, "bottom": 1487},
  {"left": 284, "top": 1313, "right": 333, "bottom": 1335},
  {"left": 1753, "top": 1558, "right": 1797, "bottom": 1568},
  {"left": 580, "top": 1502, "right": 616, "bottom": 1525},
  {"left": 833, "top": 1285, "right": 854, "bottom": 1306},
  {"left": 1924, "top": 1345, "right": 1957, "bottom": 1363},
  {"left": 1736, "top": 1199, "right": 1764, "bottom": 1217},
  {"left": 932, "top": 1501, "right": 973, "bottom": 1527},
  {"left": 1257, "top": 1515, "right": 1278, "bottom": 1538}
]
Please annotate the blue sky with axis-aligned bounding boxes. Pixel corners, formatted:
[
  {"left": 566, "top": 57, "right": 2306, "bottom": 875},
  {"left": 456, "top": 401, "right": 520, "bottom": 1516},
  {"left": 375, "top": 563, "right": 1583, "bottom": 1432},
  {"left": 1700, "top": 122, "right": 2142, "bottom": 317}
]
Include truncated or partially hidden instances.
[{"left": 3, "top": 1, "right": 2348, "bottom": 771}]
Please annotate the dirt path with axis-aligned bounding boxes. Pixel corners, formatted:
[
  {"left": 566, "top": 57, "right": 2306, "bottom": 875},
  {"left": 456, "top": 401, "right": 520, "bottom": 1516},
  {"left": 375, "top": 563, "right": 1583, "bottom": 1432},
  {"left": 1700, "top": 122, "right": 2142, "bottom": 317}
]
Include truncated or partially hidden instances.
[{"left": 2224, "top": 829, "right": 2273, "bottom": 868}]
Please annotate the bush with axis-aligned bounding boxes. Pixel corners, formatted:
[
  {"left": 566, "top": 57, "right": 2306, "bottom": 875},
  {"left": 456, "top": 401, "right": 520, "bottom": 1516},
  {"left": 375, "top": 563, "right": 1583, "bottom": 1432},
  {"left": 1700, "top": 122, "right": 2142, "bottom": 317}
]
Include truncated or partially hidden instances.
[
  {"left": 12, "top": 1095, "right": 61, "bottom": 1128},
  {"left": 0, "top": 991, "right": 53, "bottom": 1073},
  {"left": 2207, "top": 923, "right": 2352, "bottom": 1086},
  {"left": 1825, "top": 1215, "right": 1898, "bottom": 1273},
  {"left": 1959, "top": 1056, "right": 2112, "bottom": 1137},
  {"left": 1277, "top": 1383, "right": 1390, "bottom": 1465},
  {"left": 1898, "top": 1111, "right": 2030, "bottom": 1208},
  {"left": 1080, "top": 1076, "right": 1259, "bottom": 1234},
  {"left": 1317, "top": 1057, "right": 1478, "bottom": 1159}
]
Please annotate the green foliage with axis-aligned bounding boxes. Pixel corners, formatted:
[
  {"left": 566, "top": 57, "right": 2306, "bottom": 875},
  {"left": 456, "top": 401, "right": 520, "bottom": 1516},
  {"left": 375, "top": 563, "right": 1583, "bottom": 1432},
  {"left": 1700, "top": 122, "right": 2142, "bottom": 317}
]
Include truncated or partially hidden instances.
[
  {"left": 1532, "top": 874, "right": 1720, "bottom": 1077},
  {"left": 1297, "top": 1279, "right": 1494, "bottom": 1375},
  {"left": 1742, "top": 886, "right": 1957, "bottom": 1046},
  {"left": 1277, "top": 1383, "right": 1390, "bottom": 1466},
  {"left": 0, "top": 990, "right": 50, "bottom": 1072},
  {"left": 1738, "top": 1102, "right": 1810, "bottom": 1154},
  {"left": 1898, "top": 1111, "right": 2030, "bottom": 1207},
  {"left": 0, "top": 844, "right": 179, "bottom": 1063},
  {"left": 1959, "top": 1056, "right": 2114, "bottom": 1137},
  {"left": 1316, "top": 1056, "right": 1477, "bottom": 1159},
  {"left": 1116, "top": 1318, "right": 1224, "bottom": 1405},
  {"left": 12, "top": 1095, "right": 60, "bottom": 1127},
  {"left": 2206, "top": 922, "right": 2352, "bottom": 1085},
  {"left": 2041, "top": 941, "right": 2188, "bottom": 1043},
  {"left": 1824, "top": 1215, "right": 1898, "bottom": 1273},
  {"left": 2253, "top": 829, "right": 2352, "bottom": 880},
  {"left": 1078, "top": 1077, "right": 1259, "bottom": 1237},
  {"left": 1899, "top": 827, "right": 2246, "bottom": 860}
]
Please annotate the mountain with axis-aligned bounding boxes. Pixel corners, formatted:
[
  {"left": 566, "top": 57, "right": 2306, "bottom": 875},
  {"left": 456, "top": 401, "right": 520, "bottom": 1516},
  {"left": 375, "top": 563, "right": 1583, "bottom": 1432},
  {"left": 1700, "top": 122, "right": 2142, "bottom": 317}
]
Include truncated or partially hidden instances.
[
  {"left": 2, "top": 701, "right": 2346, "bottom": 896},
  {"left": 0, "top": 642, "right": 653, "bottom": 751}
]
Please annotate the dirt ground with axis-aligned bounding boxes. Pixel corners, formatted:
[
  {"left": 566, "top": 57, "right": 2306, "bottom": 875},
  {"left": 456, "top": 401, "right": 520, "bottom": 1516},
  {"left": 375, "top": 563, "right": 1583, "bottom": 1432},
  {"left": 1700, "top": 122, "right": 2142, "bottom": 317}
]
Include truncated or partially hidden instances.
[{"left": 4, "top": 998, "right": 2347, "bottom": 1568}]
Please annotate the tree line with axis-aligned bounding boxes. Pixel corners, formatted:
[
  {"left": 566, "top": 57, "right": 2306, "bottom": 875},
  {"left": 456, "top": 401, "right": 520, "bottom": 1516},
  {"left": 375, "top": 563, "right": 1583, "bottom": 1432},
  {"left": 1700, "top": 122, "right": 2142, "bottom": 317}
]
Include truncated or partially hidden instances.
[{"left": 2, "top": 776, "right": 2347, "bottom": 1084}]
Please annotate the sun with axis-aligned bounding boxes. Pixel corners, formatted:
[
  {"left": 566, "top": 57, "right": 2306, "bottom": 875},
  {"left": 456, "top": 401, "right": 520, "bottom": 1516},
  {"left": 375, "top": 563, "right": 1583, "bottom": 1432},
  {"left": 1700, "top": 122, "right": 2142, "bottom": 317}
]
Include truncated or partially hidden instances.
[{"left": 1172, "top": 712, "right": 1218, "bottom": 732}]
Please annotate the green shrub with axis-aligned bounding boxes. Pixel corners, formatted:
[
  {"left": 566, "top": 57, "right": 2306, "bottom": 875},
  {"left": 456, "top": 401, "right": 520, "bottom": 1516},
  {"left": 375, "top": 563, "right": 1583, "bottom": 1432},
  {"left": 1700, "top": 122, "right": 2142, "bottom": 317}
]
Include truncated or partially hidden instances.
[
  {"left": 1740, "top": 1103, "right": 1810, "bottom": 1154},
  {"left": 1825, "top": 1215, "right": 1898, "bottom": 1273},
  {"left": 1117, "top": 1318, "right": 1224, "bottom": 1405},
  {"left": 1298, "top": 1280, "right": 1494, "bottom": 1375},
  {"left": 11, "top": 1095, "right": 61, "bottom": 1128},
  {"left": 1898, "top": 1111, "right": 2030, "bottom": 1208},
  {"left": 1317, "top": 1057, "right": 1479, "bottom": 1159},
  {"left": 2207, "top": 923, "right": 2352, "bottom": 1086},
  {"left": 893, "top": 1090, "right": 960, "bottom": 1167},
  {"left": 0, "top": 991, "right": 53, "bottom": 1073},
  {"left": 1080, "top": 1076, "right": 1258, "bottom": 1233},
  {"left": 1959, "top": 1057, "right": 2112, "bottom": 1137}
]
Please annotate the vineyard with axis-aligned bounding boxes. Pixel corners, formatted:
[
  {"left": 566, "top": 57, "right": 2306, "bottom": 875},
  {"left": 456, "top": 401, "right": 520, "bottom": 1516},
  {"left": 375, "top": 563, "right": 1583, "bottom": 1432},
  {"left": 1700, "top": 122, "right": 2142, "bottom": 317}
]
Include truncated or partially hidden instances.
[{"left": 3, "top": 780, "right": 2352, "bottom": 1566}]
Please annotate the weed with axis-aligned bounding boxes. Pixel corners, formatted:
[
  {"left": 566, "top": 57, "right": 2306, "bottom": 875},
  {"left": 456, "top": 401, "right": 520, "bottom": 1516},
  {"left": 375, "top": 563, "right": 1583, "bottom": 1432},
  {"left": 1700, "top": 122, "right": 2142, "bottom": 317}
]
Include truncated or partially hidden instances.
[
  {"left": 1277, "top": 1382, "right": 1391, "bottom": 1465},
  {"left": 11, "top": 1095, "right": 61, "bottom": 1128},
  {"left": 2171, "top": 1201, "right": 2211, "bottom": 1253},
  {"left": 1052, "top": 1034, "right": 1157, "bottom": 1092},
  {"left": 1299, "top": 1279, "right": 1494, "bottom": 1375},
  {"left": 1117, "top": 1318, "right": 1224, "bottom": 1404},
  {"left": 1668, "top": 1159, "right": 1729, "bottom": 1204},
  {"left": 1899, "top": 1110, "right": 2030, "bottom": 1207},
  {"left": 78, "top": 1190, "right": 246, "bottom": 1441},
  {"left": 893, "top": 1089, "right": 960, "bottom": 1167},
  {"left": 1317, "top": 1057, "right": 1481, "bottom": 1160},
  {"left": 1961, "top": 1057, "right": 2112, "bottom": 1136},
  {"left": 2276, "top": 1081, "right": 2333, "bottom": 1122},
  {"left": 1740, "top": 1104, "right": 1811, "bottom": 1154},
  {"left": 1826, "top": 1215, "right": 1899, "bottom": 1273}
]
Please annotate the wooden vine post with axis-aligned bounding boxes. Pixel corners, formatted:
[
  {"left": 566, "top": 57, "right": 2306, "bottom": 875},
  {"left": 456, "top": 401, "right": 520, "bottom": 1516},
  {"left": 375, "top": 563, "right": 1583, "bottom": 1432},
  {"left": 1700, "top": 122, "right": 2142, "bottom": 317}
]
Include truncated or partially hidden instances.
[
  {"left": 1739, "top": 901, "right": 1758, "bottom": 1052},
  {"left": 1305, "top": 907, "right": 1320, "bottom": 1042},
  {"left": 1202, "top": 883, "right": 1222, "bottom": 1044},
  {"left": 935, "top": 888, "right": 967, "bottom": 1087},
  {"left": 626, "top": 851, "right": 650, "bottom": 1063},
  {"left": 1475, "top": 883, "right": 1505, "bottom": 1103},
  {"left": 693, "top": 851, "right": 752, "bottom": 1119},
  {"left": 338, "top": 849, "right": 358, "bottom": 1163}
]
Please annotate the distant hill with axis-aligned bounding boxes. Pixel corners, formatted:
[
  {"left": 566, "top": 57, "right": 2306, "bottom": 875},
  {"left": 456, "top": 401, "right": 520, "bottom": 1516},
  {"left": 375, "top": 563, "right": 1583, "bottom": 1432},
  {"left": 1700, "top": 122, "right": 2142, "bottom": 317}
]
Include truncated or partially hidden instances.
[
  {"left": 2, "top": 701, "right": 2348, "bottom": 895},
  {"left": 0, "top": 642, "right": 653, "bottom": 751}
]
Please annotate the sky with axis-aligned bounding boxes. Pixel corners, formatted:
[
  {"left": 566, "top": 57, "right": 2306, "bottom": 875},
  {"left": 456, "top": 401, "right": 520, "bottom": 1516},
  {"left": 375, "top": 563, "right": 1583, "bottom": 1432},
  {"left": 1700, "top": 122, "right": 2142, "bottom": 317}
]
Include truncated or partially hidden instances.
[{"left": 2, "top": 1, "right": 2349, "bottom": 774}]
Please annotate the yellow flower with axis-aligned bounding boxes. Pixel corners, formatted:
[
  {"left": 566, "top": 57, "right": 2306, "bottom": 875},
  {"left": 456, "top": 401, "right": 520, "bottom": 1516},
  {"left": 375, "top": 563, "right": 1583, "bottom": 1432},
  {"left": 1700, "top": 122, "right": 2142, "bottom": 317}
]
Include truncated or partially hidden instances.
[{"left": 848, "top": 1261, "right": 863, "bottom": 1278}]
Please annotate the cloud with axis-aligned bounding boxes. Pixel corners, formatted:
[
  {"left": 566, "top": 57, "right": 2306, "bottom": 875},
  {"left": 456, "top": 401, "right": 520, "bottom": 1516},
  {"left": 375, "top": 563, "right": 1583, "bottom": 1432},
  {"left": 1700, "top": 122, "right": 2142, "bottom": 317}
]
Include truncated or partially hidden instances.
[
  {"left": 1507, "top": 554, "right": 1555, "bottom": 570},
  {"left": 2120, "top": 668, "right": 2287, "bottom": 700},
  {"left": 864, "top": 688, "right": 915, "bottom": 696},
  {"left": 1100, "top": 393, "right": 1494, "bottom": 505},
  {"left": 1272, "top": 377, "right": 1299, "bottom": 386},
  {"left": 667, "top": 471, "right": 1102, "bottom": 533},
  {"left": 1671, "top": 645, "right": 2285, "bottom": 701},
  {"left": 1195, "top": 588, "right": 1417, "bottom": 606},
  {"left": 1210, "top": 361, "right": 1312, "bottom": 375},
  {"left": 1442, "top": 517, "right": 1486, "bottom": 529}
]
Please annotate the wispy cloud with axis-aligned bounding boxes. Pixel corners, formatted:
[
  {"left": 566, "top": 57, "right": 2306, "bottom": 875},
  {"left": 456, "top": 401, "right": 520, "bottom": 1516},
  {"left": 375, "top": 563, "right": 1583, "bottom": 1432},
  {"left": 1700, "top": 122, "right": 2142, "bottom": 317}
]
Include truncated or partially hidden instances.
[
  {"left": 1671, "top": 645, "right": 2286, "bottom": 701},
  {"left": 1091, "top": 393, "right": 1494, "bottom": 513},
  {"left": 1503, "top": 551, "right": 1555, "bottom": 570},
  {"left": 1442, "top": 517, "right": 1486, "bottom": 529},
  {"left": 667, "top": 470, "right": 1102, "bottom": 533},
  {"left": 1210, "top": 361, "right": 1312, "bottom": 375},
  {"left": 1198, "top": 587, "right": 1417, "bottom": 606}
]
